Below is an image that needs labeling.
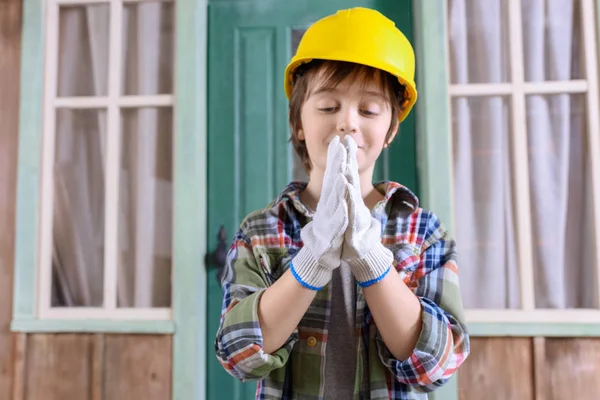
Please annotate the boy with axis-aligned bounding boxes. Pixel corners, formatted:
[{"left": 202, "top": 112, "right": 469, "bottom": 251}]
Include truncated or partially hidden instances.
[{"left": 215, "top": 7, "right": 470, "bottom": 400}]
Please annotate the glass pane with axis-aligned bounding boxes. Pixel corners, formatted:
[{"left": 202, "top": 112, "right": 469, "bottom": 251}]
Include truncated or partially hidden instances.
[
  {"left": 122, "top": 2, "right": 175, "bottom": 95},
  {"left": 291, "top": 28, "right": 305, "bottom": 56},
  {"left": 522, "top": 0, "right": 584, "bottom": 82},
  {"left": 52, "top": 109, "right": 107, "bottom": 307},
  {"left": 447, "top": 0, "right": 510, "bottom": 84},
  {"left": 526, "top": 94, "right": 594, "bottom": 308},
  {"left": 118, "top": 108, "right": 173, "bottom": 308},
  {"left": 451, "top": 96, "right": 519, "bottom": 309},
  {"left": 58, "top": 5, "right": 110, "bottom": 97},
  {"left": 290, "top": 28, "right": 309, "bottom": 182}
]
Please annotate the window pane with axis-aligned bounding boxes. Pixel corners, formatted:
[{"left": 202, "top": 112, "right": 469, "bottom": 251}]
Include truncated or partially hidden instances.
[
  {"left": 58, "top": 5, "right": 110, "bottom": 97},
  {"left": 291, "top": 28, "right": 305, "bottom": 57},
  {"left": 118, "top": 108, "right": 173, "bottom": 308},
  {"left": 447, "top": 0, "right": 510, "bottom": 84},
  {"left": 290, "top": 28, "right": 309, "bottom": 182},
  {"left": 52, "top": 109, "right": 107, "bottom": 307},
  {"left": 122, "top": 1, "right": 175, "bottom": 95},
  {"left": 452, "top": 96, "right": 519, "bottom": 309},
  {"left": 522, "top": 0, "right": 584, "bottom": 82},
  {"left": 526, "top": 94, "right": 594, "bottom": 308}
]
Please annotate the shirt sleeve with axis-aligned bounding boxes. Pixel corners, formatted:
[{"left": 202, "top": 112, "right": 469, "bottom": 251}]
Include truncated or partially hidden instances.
[
  {"left": 376, "top": 212, "right": 470, "bottom": 392},
  {"left": 214, "top": 227, "right": 298, "bottom": 381}
]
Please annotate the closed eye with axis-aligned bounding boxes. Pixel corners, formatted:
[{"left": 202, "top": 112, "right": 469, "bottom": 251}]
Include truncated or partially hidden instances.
[
  {"left": 361, "top": 110, "right": 379, "bottom": 116},
  {"left": 318, "top": 107, "right": 337, "bottom": 113}
]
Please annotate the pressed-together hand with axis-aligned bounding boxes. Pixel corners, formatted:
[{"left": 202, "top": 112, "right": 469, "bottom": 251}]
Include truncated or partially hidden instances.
[
  {"left": 341, "top": 136, "right": 393, "bottom": 287},
  {"left": 291, "top": 136, "right": 349, "bottom": 290}
]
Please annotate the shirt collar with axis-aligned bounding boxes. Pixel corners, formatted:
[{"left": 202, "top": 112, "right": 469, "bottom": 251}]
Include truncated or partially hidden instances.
[{"left": 271, "top": 180, "right": 419, "bottom": 218}]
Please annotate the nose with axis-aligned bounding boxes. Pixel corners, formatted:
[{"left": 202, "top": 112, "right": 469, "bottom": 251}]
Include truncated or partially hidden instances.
[{"left": 336, "top": 108, "right": 358, "bottom": 134}]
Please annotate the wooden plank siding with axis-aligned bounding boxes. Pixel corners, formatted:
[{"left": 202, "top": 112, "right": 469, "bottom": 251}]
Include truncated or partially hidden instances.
[
  {"left": 534, "top": 338, "right": 600, "bottom": 400},
  {"left": 0, "top": 0, "right": 23, "bottom": 397},
  {"left": 25, "top": 334, "right": 94, "bottom": 400},
  {"left": 17, "top": 334, "right": 171, "bottom": 400},
  {"left": 103, "top": 335, "right": 172, "bottom": 399},
  {"left": 458, "top": 338, "right": 600, "bottom": 399},
  {"left": 459, "top": 338, "right": 535, "bottom": 400}
]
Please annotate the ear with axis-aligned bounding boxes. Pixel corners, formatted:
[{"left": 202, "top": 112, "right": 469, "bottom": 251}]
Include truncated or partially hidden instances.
[
  {"left": 298, "top": 129, "right": 305, "bottom": 141},
  {"left": 384, "top": 121, "right": 400, "bottom": 148}
]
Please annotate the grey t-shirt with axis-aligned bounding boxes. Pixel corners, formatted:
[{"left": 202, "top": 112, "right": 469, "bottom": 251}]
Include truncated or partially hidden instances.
[{"left": 323, "top": 264, "right": 358, "bottom": 399}]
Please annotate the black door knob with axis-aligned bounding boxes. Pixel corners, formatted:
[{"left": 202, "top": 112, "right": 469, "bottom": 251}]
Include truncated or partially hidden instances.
[{"left": 206, "top": 225, "right": 228, "bottom": 283}]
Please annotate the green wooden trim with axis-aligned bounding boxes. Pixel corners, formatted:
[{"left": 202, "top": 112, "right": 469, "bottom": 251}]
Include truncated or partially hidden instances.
[
  {"left": 413, "top": 0, "right": 454, "bottom": 232},
  {"left": 468, "top": 322, "right": 600, "bottom": 337},
  {"left": 413, "top": 3, "right": 459, "bottom": 400},
  {"left": 171, "top": 0, "right": 207, "bottom": 398},
  {"left": 11, "top": 318, "right": 175, "bottom": 334},
  {"left": 13, "top": 0, "right": 44, "bottom": 322},
  {"left": 429, "top": 375, "right": 458, "bottom": 400}
]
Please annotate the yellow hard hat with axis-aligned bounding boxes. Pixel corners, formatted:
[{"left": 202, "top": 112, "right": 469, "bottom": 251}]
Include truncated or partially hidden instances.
[{"left": 284, "top": 7, "right": 418, "bottom": 122}]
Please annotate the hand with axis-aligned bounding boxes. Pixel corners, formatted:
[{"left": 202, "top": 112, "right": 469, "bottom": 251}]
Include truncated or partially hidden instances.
[
  {"left": 291, "top": 136, "right": 349, "bottom": 290},
  {"left": 341, "top": 136, "right": 393, "bottom": 287}
]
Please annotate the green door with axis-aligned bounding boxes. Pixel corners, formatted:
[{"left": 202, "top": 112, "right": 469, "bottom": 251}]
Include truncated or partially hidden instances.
[{"left": 206, "top": 1, "right": 416, "bottom": 398}]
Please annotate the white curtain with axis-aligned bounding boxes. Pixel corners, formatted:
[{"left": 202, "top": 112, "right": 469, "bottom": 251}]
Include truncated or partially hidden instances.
[
  {"left": 52, "top": 4, "right": 174, "bottom": 308},
  {"left": 448, "top": 0, "right": 595, "bottom": 309}
]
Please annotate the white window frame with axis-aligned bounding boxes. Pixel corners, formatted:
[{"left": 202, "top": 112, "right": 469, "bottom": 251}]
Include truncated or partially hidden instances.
[{"left": 38, "top": 0, "right": 175, "bottom": 321}]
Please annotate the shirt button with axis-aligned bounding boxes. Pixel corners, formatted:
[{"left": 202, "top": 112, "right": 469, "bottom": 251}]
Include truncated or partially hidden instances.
[{"left": 307, "top": 336, "right": 317, "bottom": 347}]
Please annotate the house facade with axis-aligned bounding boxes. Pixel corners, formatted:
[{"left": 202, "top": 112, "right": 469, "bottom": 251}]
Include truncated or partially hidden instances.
[{"left": 1, "top": 0, "right": 600, "bottom": 399}]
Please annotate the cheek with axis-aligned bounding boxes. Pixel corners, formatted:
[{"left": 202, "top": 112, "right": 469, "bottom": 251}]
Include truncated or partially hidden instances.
[
  {"left": 365, "top": 134, "right": 386, "bottom": 149},
  {"left": 359, "top": 146, "right": 383, "bottom": 167},
  {"left": 299, "top": 113, "right": 331, "bottom": 166},
  {"left": 363, "top": 122, "right": 390, "bottom": 149},
  {"left": 358, "top": 126, "right": 389, "bottom": 166},
  {"left": 301, "top": 112, "right": 331, "bottom": 144}
]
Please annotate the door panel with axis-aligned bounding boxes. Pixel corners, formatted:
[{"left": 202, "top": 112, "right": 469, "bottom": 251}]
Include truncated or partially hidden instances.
[{"left": 207, "top": 1, "right": 415, "bottom": 398}]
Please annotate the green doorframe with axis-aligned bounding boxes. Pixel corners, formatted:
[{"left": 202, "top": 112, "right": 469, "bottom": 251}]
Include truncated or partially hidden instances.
[
  {"left": 413, "top": 0, "right": 453, "bottom": 232},
  {"left": 172, "top": 0, "right": 208, "bottom": 399}
]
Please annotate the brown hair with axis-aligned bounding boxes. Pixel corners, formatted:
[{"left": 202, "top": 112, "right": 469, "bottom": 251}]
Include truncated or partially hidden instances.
[{"left": 289, "top": 60, "right": 407, "bottom": 173}]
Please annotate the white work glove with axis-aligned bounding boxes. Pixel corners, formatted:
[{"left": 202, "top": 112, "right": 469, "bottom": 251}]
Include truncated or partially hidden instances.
[
  {"left": 341, "top": 136, "right": 394, "bottom": 287},
  {"left": 291, "top": 136, "right": 349, "bottom": 290}
]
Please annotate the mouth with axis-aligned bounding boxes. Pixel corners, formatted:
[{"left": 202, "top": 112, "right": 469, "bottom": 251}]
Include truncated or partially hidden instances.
[
  {"left": 349, "top": 143, "right": 365, "bottom": 150},
  {"left": 327, "top": 136, "right": 365, "bottom": 149}
]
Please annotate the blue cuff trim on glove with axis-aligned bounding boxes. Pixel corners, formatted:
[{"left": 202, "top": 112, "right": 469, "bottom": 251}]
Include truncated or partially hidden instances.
[
  {"left": 290, "top": 262, "right": 323, "bottom": 291},
  {"left": 357, "top": 265, "right": 391, "bottom": 288}
]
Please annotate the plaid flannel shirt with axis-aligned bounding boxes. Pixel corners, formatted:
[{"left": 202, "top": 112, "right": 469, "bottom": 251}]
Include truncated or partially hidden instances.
[{"left": 215, "top": 181, "right": 470, "bottom": 399}]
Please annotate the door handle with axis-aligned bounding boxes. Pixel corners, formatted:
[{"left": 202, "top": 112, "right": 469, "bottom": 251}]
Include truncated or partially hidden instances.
[{"left": 206, "top": 225, "right": 228, "bottom": 283}]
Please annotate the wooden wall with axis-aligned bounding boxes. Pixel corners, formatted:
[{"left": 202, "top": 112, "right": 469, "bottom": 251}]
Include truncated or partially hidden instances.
[
  {"left": 0, "top": 0, "right": 23, "bottom": 397},
  {"left": 459, "top": 337, "right": 600, "bottom": 399},
  {"left": 13, "top": 334, "right": 172, "bottom": 400}
]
